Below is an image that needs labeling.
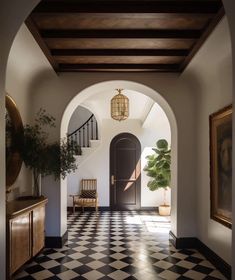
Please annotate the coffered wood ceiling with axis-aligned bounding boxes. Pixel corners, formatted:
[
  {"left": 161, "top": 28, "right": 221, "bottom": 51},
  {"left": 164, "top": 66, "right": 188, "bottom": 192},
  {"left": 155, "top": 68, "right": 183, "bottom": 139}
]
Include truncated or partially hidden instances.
[{"left": 26, "top": 0, "right": 224, "bottom": 73}]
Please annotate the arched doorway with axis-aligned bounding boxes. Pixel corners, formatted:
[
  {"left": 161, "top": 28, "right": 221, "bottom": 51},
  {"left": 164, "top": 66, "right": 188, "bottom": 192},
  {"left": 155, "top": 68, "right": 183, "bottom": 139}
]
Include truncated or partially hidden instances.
[{"left": 110, "top": 133, "right": 141, "bottom": 210}]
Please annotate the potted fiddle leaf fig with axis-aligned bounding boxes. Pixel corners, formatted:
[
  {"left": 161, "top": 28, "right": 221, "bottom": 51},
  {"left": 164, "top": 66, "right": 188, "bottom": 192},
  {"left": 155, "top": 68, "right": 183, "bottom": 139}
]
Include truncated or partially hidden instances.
[
  {"left": 144, "top": 139, "right": 171, "bottom": 216},
  {"left": 21, "top": 109, "right": 81, "bottom": 197}
]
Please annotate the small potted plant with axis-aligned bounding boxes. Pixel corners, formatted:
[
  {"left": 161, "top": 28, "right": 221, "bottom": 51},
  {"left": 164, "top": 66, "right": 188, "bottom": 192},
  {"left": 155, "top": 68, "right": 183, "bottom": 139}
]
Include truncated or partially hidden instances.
[
  {"left": 144, "top": 139, "right": 171, "bottom": 216},
  {"left": 21, "top": 109, "right": 81, "bottom": 197}
]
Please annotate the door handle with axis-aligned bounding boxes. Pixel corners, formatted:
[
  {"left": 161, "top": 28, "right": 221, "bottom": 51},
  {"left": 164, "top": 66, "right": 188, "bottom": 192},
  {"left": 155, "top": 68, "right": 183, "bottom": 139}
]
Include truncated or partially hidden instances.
[{"left": 111, "top": 175, "right": 115, "bottom": 185}]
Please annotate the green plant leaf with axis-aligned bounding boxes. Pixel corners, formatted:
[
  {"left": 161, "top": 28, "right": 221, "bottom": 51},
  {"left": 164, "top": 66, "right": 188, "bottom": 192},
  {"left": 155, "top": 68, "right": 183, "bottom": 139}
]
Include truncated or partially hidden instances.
[{"left": 144, "top": 139, "right": 171, "bottom": 191}]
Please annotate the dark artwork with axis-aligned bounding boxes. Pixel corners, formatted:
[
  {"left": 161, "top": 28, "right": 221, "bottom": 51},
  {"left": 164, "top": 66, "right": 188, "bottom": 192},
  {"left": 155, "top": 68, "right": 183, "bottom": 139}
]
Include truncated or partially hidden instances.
[
  {"left": 217, "top": 121, "right": 232, "bottom": 213},
  {"left": 210, "top": 105, "right": 232, "bottom": 228}
]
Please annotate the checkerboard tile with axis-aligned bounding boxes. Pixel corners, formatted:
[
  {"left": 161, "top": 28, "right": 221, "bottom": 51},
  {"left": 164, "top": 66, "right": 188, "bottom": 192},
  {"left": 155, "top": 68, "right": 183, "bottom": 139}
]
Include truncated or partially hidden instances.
[{"left": 14, "top": 211, "right": 226, "bottom": 279}]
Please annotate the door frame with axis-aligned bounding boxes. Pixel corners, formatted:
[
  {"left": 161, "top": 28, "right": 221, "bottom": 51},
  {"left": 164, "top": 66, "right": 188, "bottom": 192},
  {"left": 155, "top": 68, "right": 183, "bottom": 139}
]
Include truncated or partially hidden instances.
[{"left": 110, "top": 132, "right": 141, "bottom": 210}]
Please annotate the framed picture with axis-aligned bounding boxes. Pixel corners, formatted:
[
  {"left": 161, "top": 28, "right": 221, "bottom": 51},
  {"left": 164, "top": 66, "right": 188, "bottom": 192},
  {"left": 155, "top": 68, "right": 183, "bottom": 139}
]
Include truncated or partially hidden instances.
[{"left": 210, "top": 105, "right": 232, "bottom": 229}]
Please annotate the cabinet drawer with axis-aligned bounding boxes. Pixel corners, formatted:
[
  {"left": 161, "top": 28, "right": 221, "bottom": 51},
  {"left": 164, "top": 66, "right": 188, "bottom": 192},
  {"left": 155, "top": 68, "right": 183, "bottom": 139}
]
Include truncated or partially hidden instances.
[
  {"left": 10, "top": 212, "right": 31, "bottom": 274},
  {"left": 33, "top": 206, "right": 45, "bottom": 256}
]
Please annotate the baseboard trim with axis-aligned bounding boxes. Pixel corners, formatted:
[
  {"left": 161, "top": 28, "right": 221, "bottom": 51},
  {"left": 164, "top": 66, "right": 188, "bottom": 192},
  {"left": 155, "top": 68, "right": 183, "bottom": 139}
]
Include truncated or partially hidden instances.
[
  {"left": 45, "top": 230, "right": 68, "bottom": 248},
  {"left": 169, "top": 231, "right": 197, "bottom": 249},
  {"left": 197, "top": 239, "right": 231, "bottom": 279},
  {"left": 140, "top": 207, "right": 158, "bottom": 211},
  {"left": 68, "top": 206, "right": 158, "bottom": 212},
  {"left": 67, "top": 206, "right": 110, "bottom": 212},
  {"left": 169, "top": 231, "right": 231, "bottom": 279}
]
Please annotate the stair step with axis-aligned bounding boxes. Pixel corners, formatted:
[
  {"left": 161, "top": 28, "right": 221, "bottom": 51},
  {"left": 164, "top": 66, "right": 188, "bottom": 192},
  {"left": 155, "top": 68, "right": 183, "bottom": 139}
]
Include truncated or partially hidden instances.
[{"left": 90, "top": 139, "right": 101, "bottom": 148}]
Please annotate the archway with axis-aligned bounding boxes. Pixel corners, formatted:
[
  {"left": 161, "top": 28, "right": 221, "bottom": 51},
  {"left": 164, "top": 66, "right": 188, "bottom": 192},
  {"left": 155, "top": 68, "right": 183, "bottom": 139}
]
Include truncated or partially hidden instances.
[
  {"left": 61, "top": 80, "right": 178, "bottom": 234},
  {"left": 1, "top": 1, "right": 235, "bottom": 278}
]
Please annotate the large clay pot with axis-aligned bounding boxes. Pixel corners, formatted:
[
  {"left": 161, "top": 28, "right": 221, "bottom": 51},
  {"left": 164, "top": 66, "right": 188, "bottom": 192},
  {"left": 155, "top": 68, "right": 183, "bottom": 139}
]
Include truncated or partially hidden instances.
[{"left": 159, "top": 205, "right": 171, "bottom": 216}]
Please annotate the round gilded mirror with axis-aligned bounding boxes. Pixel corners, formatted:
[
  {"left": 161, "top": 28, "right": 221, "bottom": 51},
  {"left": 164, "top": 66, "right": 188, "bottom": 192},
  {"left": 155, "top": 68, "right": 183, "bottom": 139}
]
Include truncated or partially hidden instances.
[{"left": 6, "top": 94, "right": 23, "bottom": 188}]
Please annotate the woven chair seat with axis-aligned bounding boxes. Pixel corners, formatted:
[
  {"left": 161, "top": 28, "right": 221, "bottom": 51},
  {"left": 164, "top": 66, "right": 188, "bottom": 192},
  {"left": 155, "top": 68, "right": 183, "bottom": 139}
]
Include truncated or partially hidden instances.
[{"left": 70, "top": 179, "right": 98, "bottom": 212}]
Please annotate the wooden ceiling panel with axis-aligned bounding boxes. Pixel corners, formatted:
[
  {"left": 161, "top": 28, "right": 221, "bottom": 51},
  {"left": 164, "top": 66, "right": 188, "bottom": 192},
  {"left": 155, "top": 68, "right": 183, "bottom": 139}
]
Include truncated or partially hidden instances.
[
  {"left": 25, "top": 0, "right": 224, "bottom": 72},
  {"left": 32, "top": 13, "right": 213, "bottom": 30},
  {"left": 45, "top": 38, "right": 196, "bottom": 50},
  {"left": 54, "top": 55, "right": 184, "bottom": 64}
]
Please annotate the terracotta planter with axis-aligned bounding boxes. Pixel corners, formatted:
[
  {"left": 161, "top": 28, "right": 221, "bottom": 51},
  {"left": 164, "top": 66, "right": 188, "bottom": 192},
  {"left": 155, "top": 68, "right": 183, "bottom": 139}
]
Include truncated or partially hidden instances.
[{"left": 159, "top": 205, "right": 171, "bottom": 216}]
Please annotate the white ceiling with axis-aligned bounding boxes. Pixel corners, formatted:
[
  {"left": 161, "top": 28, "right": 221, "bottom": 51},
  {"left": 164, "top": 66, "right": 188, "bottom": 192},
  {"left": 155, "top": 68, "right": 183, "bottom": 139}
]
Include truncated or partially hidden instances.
[{"left": 80, "top": 89, "right": 154, "bottom": 123}]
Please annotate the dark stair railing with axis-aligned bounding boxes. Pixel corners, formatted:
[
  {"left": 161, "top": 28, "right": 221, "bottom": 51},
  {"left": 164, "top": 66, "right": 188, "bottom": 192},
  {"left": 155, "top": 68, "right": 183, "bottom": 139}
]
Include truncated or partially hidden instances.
[{"left": 68, "top": 114, "right": 98, "bottom": 148}]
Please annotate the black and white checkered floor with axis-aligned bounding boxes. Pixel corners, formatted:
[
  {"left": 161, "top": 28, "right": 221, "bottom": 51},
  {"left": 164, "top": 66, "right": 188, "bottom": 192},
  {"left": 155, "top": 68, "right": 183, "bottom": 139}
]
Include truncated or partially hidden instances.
[{"left": 15, "top": 211, "right": 226, "bottom": 280}]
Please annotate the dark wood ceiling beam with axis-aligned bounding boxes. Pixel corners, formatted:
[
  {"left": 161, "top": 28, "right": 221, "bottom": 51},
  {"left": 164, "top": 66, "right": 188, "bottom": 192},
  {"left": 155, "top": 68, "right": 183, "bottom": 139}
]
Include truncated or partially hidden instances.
[
  {"left": 179, "top": 6, "right": 225, "bottom": 71},
  {"left": 34, "top": 1, "right": 222, "bottom": 14},
  {"left": 59, "top": 63, "right": 180, "bottom": 71},
  {"left": 41, "top": 29, "right": 201, "bottom": 39},
  {"left": 25, "top": 18, "right": 59, "bottom": 72},
  {"left": 51, "top": 49, "right": 189, "bottom": 56}
]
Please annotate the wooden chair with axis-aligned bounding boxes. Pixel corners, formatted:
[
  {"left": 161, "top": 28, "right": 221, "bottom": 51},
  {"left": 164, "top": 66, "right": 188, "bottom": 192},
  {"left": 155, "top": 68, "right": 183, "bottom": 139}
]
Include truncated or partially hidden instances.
[{"left": 70, "top": 179, "right": 98, "bottom": 213}]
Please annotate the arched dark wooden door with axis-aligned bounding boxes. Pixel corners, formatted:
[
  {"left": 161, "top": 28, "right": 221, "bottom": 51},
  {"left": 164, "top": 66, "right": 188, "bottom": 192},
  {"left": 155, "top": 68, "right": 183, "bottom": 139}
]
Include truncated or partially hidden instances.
[{"left": 110, "top": 133, "right": 141, "bottom": 210}]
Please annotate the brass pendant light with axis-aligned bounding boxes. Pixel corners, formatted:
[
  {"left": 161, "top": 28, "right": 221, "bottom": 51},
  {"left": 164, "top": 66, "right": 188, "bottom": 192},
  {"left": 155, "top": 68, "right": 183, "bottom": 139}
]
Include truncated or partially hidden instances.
[{"left": 111, "top": 89, "right": 129, "bottom": 121}]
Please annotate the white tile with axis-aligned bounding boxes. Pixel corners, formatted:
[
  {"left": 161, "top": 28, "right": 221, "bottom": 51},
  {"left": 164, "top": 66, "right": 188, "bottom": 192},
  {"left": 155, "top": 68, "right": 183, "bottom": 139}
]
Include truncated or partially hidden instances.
[
  {"left": 63, "top": 260, "right": 83, "bottom": 269},
  {"left": 176, "top": 260, "right": 196, "bottom": 269},
  {"left": 108, "top": 270, "right": 130, "bottom": 280},
  {"left": 40, "top": 260, "right": 60, "bottom": 269},
  {"left": 159, "top": 270, "right": 180, "bottom": 280},
  {"left": 110, "top": 253, "right": 126, "bottom": 260},
  {"left": 199, "top": 260, "right": 215, "bottom": 269},
  {"left": 90, "top": 252, "right": 106, "bottom": 259},
  {"left": 109, "top": 261, "right": 129, "bottom": 269},
  {"left": 69, "top": 252, "right": 86, "bottom": 259},
  {"left": 87, "top": 260, "right": 106, "bottom": 269},
  {"left": 153, "top": 260, "right": 173, "bottom": 269},
  {"left": 209, "top": 270, "right": 227, "bottom": 280},
  {"left": 57, "top": 270, "right": 79, "bottom": 280},
  {"left": 31, "top": 270, "right": 54, "bottom": 280},
  {"left": 150, "top": 252, "right": 168, "bottom": 260},
  {"left": 82, "top": 270, "right": 104, "bottom": 279},
  {"left": 183, "top": 270, "right": 206, "bottom": 280}
]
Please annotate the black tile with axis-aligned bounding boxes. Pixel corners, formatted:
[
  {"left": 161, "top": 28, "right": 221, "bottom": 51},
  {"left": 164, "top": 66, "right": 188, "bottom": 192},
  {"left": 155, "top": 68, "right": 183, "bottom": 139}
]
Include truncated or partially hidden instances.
[
  {"left": 25, "top": 264, "right": 44, "bottom": 274},
  {"left": 177, "top": 276, "right": 193, "bottom": 280},
  {"left": 169, "top": 264, "right": 188, "bottom": 275},
  {"left": 99, "top": 276, "right": 116, "bottom": 280},
  {"left": 61, "top": 249, "right": 77, "bottom": 255},
  {"left": 121, "top": 264, "right": 138, "bottom": 274},
  {"left": 43, "top": 249, "right": 58, "bottom": 255},
  {"left": 97, "top": 264, "right": 116, "bottom": 275},
  {"left": 56, "top": 256, "right": 74, "bottom": 264},
  {"left": 46, "top": 277, "right": 61, "bottom": 280},
  {"left": 14, "top": 211, "right": 220, "bottom": 280},
  {"left": 49, "top": 265, "right": 69, "bottom": 274},
  {"left": 15, "top": 276, "right": 35, "bottom": 280},
  {"left": 203, "top": 276, "right": 221, "bottom": 280},
  {"left": 72, "top": 264, "right": 92, "bottom": 275},
  {"left": 78, "top": 256, "right": 95, "bottom": 264},
  {"left": 178, "top": 249, "right": 196, "bottom": 256},
  {"left": 193, "top": 264, "right": 214, "bottom": 274},
  {"left": 163, "top": 256, "right": 181, "bottom": 264},
  {"left": 34, "top": 255, "right": 51, "bottom": 263},
  {"left": 185, "top": 256, "right": 203, "bottom": 264}
]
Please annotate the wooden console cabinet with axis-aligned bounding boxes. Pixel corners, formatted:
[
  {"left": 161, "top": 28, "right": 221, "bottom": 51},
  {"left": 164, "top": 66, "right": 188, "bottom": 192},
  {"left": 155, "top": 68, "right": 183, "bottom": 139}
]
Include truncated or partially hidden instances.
[{"left": 7, "top": 197, "right": 48, "bottom": 278}]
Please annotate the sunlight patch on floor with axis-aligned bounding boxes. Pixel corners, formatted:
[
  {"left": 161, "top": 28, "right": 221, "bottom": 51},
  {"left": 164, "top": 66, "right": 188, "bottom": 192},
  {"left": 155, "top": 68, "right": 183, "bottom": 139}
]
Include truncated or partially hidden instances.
[{"left": 125, "top": 214, "right": 171, "bottom": 233}]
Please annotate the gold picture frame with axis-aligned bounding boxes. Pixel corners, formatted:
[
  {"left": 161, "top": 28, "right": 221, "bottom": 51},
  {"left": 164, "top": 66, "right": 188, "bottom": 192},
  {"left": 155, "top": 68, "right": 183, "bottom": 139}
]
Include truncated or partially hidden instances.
[
  {"left": 6, "top": 94, "right": 23, "bottom": 188},
  {"left": 210, "top": 105, "right": 232, "bottom": 229}
]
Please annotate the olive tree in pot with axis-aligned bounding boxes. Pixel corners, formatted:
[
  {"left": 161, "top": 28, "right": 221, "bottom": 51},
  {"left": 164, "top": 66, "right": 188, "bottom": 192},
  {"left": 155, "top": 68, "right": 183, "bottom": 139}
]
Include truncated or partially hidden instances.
[
  {"left": 21, "top": 109, "right": 81, "bottom": 198},
  {"left": 144, "top": 139, "right": 171, "bottom": 216}
]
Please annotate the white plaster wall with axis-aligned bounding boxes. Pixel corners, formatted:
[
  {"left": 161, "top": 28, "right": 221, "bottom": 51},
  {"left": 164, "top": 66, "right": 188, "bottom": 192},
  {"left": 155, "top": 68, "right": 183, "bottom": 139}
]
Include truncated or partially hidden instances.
[
  {"left": 5, "top": 24, "right": 50, "bottom": 200},
  {"left": 67, "top": 102, "right": 171, "bottom": 207},
  {"left": 182, "top": 17, "right": 232, "bottom": 264},
  {"left": 1, "top": 0, "right": 235, "bottom": 279},
  {"left": 5, "top": 23, "right": 63, "bottom": 237},
  {"left": 68, "top": 106, "right": 92, "bottom": 135},
  {"left": 23, "top": 68, "right": 197, "bottom": 238}
]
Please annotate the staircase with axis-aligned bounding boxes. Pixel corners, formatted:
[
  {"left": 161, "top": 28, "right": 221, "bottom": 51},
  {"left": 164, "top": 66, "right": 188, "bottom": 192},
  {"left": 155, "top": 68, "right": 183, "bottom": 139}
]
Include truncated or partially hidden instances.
[{"left": 67, "top": 114, "right": 100, "bottom": 166}]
